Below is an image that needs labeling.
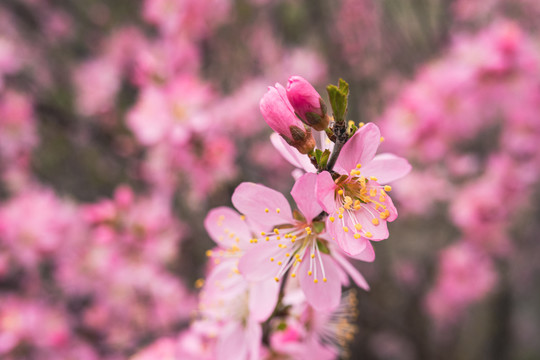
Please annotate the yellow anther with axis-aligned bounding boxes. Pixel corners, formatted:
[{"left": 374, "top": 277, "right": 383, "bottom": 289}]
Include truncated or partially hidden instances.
[
  {"left": 359, "top": 122, "right": 365, "bottom": 127},
  {"left": 285, "top": 253, "right": 290, "bottom": 257},
  {"left": 365, "top": 232, "right": 373, "bottom": 238},
  {"left": 338, "top": 189, "right": 344, "bottom": 195},
  {"left": 265, "top": 237, "right": 270, "bottom": 241},
  {"left": 348, "top": 120, "right": 355, "bottom": 127},
  {"left": 354, "top": 205, "right": 362, "bottom": 210},
  {"left": 278, "top": 261, "right": 282, "bottom": 265},
  {"left": 323, "top": 278, "right": 327, "bottom": 282},
  {"left": 260, "top": 232, "right": 266, "bottom": 236},
  {"left": 329, "top": 216, "right": 335, "bottom": 222},
  {"left": 194, "top": 279, "right": 204, "bottom": 288},
  {"left": 344, "top": 196, "right": 352, "bottom": 204},
  {"left": 270, "top": 258, "right": 274, "bottom": 262},
  {"left": 276, "top": 236, "right": 281, "bottom": 240},
  {"left": 343, "top": 226, "right": 349, "bottom": 232},
  {"left": 240, "top": 215, "right": 246, "bottom": 220},
  {"left": 206, "top": 250, "right": 213, "bottom": 257},
  {"left": 384, "top": 185, "right": 392, "bottom": 192},
  {"left": 354, "top": 233, "right": 361, "bottom": 239},
  {"left": 338, "top": 214, "right": 343, "bottom": 219},
  {"left": 311, "top": 254, "right": 315, "bottom": 258},
  {"left": 274, "top": 228, "right": 280, "bottom": 234},
  {"left": 380, "top": 136, "right": 385, "bottom": 142},
  {"left": 295, "top": 254, "right": 301, "bottom": 258},
  {"left": 314, "top": 279, "right": 319, "bottom": 283},
  {"left": 356, "top": 223, "right": 364, "bottom": 230},
  {"left": 344, "top": 204, "right": 351, "bottom": 210},
  {"left": 265, "top": 208, "right": 269, "bottom": 213},
  {"left": 379, "top": 195, "right": 386, "bottom": 202},
  {"left": 370, "top": 176, "right": 378, "bottom": 181},
  {"left": 291, "top": 273, "right": 296, "bottom": 278},
  {"left": 305, "top": 227, "right": 312, "bottom": 234},
  {"left": 372, "top": 218, "right": 380, "bottom": 226},
  {"left": 356, "top": 163, "right": 362, "bottom": 169},
  {"left": 339, "top": 207, "right": 345, "bottom": 214},
  {"left": 253, "top": 239, "right": 258, "bottom": 243},
  {"left": 274, "top": 277, "right": 279, "bottom": 282},
  {"left": 308, "top": 271, "right": 312, "bottom": 276},
  {"left": 276, "top": 208, "right": 281, "bottom": 213}
]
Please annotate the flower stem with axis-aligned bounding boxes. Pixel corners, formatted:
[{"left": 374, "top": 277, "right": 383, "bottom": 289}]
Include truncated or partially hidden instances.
[{"left": 324, "top": 120, "right": 348, "bottom": 172}]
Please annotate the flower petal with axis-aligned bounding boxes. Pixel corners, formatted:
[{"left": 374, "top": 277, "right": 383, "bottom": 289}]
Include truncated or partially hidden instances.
[
  {"left": 249, "top": 279, "right": 280, "bottom": 322},
  {"left": 217, "top": 321, "right": 248, "bottom": 360},
  {"left": 204, "top": 207, "right": 252, "bottom": 248},
  {"left": 335, "top": 123, "right": 381, "bottom": 173},
  {"left": 298, "top": 253, "right": 341, "bottom": 311},
  {"left": 232, "top": 182, "right": 294, "bottom": 231},
  {"left": 270, "top": 133, "right": 316, "bottom": 173},
  {"left": 360, "top": 153, "right": 412, "bottom": 184},
  {"left": 238, "top": 241, "right": 285, "bottom": 282},
  {"left": 326, "top": 215, "right": 368, "bottom": 256},
  {"left": 315, "top": 171, "right": 337, "bottom": 213},
  {"left": 332, "top": 251, "right": 370, "bottom": 290},
  {"left": 291, "top": 173, "right": 323, "bottom": 223}
]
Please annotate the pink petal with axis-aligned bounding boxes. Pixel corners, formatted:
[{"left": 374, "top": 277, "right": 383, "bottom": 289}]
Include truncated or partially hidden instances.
[
  {"left": 353, "top": 204, "right": 389, "bottom": 240},
  {"left": 246, "top": 319, "right": 263, "bottom": 360},
  {"left": 270, "top": 133, "right": 316, "bottom": 173},
  {"left": 204, "top": 207, "right": 252, "bottom": 248},
  {"left": 332, "top": 251, "right": 370, "bottom": 290},
  {"left": 360, "top": 153, "right": 412, "bottom": 184},
  {"left": 326, "top": 215, "right": 368, "bottom": 256},
  {"left": 232, "top": 182, "right": 294, "bottom": 231},
  {"left": 238, "top": 241, "right": 284, "bottom": 281},
  {"left": 298, "top": 253, "right": 341, "bottom": 311},
  {"left": 217, "top": 321, "right": 248, "bottom": 360},
  {"left": 248, "top": 279, "right": 280, "bottom": 322},
  {"left": 350, "top": 241, "right": 376, "bottom": 262},
  {"left": 315, "top": 171, "right": 337, "bottom": 213},
  {"left": 291, "top": 173, "right": 323, "bottom": 223},
  {"left": 335, "top": 123, "right": 381, "bottom": 173}
]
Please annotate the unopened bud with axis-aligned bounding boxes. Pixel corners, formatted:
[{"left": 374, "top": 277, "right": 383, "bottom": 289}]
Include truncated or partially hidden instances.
[
  {"left": 260, "top": 83, "right": 316, "bottom": 154},
  {"left": 286, "top": 76, "right": 330, "bottom": 131}
]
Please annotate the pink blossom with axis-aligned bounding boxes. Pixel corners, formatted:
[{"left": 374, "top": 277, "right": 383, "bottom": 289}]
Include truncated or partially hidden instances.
[
  {"left": 286, "top": 75, "right": 329, "bottom": 131},
  {"left": 260, "top": 83, "right": 315, "bottom": 154},
  {"left": 426, "top": 242, "right": 497, "bottom": 326},
  {"left": 316, "top": 123, "right": 411, "bottom": 256},
  {"left": 234, "top": 175, "right": 372, "bottom": 311}
]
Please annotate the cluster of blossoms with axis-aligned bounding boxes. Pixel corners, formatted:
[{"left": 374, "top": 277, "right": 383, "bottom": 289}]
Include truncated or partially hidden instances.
[
  {"left": 0, "top": 186, "right": 194, "bottom": 358},
  {"left": 378, "top": 21, "right": 540, "bottom": 327},
  {"left": 131, "top": 76, "right": 410, "bottom": 359}
]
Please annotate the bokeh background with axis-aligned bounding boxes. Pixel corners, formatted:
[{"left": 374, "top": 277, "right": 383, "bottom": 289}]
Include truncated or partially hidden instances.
[{"left": 1, "top": 0, "right": 540, "bottom": 359}]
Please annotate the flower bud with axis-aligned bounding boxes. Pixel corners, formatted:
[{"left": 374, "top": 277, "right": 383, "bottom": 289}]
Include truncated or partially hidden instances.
[
  {"left": 260, "top": 84, "right": 316, "bottom": 154},
  {"left": 286, "top": 76, "right": 330, "bottom": 131}
]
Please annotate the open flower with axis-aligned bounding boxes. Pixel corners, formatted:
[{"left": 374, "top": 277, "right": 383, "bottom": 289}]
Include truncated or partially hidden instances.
[
  {"left": 235, "top": 174, "right": 372, "bottom": 311},
  {"left": 316, "top": 123, "right": 411, "bottom": 256}
]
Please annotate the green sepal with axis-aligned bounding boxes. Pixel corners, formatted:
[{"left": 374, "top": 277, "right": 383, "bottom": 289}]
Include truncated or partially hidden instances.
[
  {"left": 319, "top": 149, "right": 331, "bottom": 169},
  {"left": 326, "top": 78, "right": 349, "bottom": 124},
  {"left": 292, "top": 210, "right": 306, "bottom": 222},
  {"left": 277, "top": 322, "right": 287, "bottom": 331},
  {"left": 316, "top": 239, "right": 331, "bottom": 254},
  {"left": 312, "top": 221, "right": 325, "bottom": 234}
]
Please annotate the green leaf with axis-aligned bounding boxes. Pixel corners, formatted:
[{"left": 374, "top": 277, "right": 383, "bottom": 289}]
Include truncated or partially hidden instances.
[
  {"left": 319, "top": 149, "right": 331, "bottom": 169},
  {"left": 314, "top": 149, "right": 322, "bottom": 164},
  {"left": 326, "top": 78, "right": 350, "bottom": 124}
]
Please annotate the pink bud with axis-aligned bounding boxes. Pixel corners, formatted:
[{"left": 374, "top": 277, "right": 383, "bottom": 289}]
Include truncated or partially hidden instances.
[
  {"left": 286, "top": 76, "right": 329, "bottom": 131},
  {"left": 260, "top": 83, "right": 315, "bottom": 154}
]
